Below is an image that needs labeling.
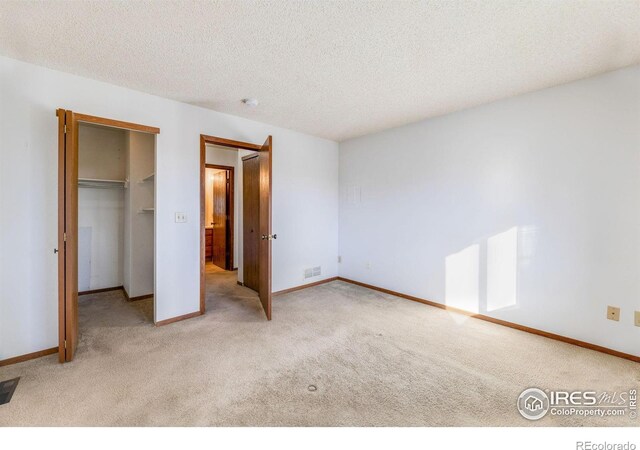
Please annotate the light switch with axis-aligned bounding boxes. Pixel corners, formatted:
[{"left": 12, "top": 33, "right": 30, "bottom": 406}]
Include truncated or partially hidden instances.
[{"left": 175, "top": 212, "right": 187, "bottom": 223}]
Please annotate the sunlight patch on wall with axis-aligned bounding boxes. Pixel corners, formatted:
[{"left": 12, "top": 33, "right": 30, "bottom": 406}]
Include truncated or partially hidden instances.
[
  {"left": 487, "top": 227, "right": 518, "bottom": 312},
  {"left": 445, "top": 244, "right": 480, "bottom": 314}
]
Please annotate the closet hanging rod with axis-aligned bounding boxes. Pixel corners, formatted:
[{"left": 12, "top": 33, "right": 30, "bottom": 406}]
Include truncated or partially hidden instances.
[{"left": 78, "top": 178, "right": 126, "bottom": 189}]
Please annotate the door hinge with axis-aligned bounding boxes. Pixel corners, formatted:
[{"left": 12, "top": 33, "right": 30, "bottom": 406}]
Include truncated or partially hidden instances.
[
  {"left": 64, "top": 340, "right": 67, "bottom": 349},
  {"left": 64, "top": 124, "right": 67, "bottom": 134},
  {"left": 63, "top": 232, "right": 67, "bottom": 242}
]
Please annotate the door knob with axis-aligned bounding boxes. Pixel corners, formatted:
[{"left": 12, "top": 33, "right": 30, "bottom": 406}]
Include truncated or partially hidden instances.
[
  {"left": 261, "top": 234, "right": 278, "bottom": 241},
  {"left": 53, "top": 248, "right": 59, "bottom": 254}
]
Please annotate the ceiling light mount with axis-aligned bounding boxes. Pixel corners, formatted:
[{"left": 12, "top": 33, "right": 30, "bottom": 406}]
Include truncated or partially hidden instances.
[{"left": 241, "top": 98, "right": 259, "bottom": 108}]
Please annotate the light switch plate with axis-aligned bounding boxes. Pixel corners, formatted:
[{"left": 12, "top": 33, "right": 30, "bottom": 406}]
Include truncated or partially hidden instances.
[
  {"left": 607, "top": 306, "right": 620, "bottom": 322},
  {"left": 635, "top": 311, "right": 640, "bottom": 327},
  {"left": 175, "top": 212, "right": 187, "bottom": 223}
]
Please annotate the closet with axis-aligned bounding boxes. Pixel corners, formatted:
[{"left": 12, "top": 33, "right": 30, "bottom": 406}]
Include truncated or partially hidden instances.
[{"left": 77, "top": 123, "right": 155, "bottom": 304}]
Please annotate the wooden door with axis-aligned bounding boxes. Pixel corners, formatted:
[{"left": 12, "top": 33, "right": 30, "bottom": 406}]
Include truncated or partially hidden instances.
[
  {"left": 212, "top": 170, "right": 228, "bottom": 270},
  {"left": 258, "top": 136, "right": 272, "bottom": 320},
  {"left": 57, "top": 109, "right": 79, "bottom": 362},
  {"left": 242, "top": 156, "right": 260, "bottom": 292}
]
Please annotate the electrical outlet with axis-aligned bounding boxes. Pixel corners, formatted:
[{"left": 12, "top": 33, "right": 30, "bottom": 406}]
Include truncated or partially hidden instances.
[
  {"left": 175, "top": 212, "right": 187, "bottom": 223},
  {"left": 338, "top": 256, "right": 342, "bottom": 263},
  {"left": 366, "top": 261, "right": 372, "bottom": 270},
  {"left": 607, "top": 306, "right": 620, "bottom": 322},
  {"left": 634, "top": 311, "right": 640, "bottom": 327}
]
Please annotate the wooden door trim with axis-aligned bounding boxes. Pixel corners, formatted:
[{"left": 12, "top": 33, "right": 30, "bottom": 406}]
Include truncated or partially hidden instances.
[
  {"left": 56, "top": 109, "right": 66, "bottom": 363},
  {"left": 62, "top": 109, "right": 79, "bottom": 362},
  {"left": 206, "top": 164, "right": 234, "bottom": 271},
  {"left": 199, "top": 134, "right": 267, "bottom": 315},
  {"left": 206, "top": 164, "right": 235, "bottom": 170},
  {"left": 201, "top": 134, "right": 262, "bottom": 151},
  {"left": 75, "top": 113, "right": 160, "bottom": 134}
]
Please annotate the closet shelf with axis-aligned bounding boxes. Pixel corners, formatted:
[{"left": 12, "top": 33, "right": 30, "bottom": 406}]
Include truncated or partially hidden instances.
[
  {"left": 78, "top": 178, "right": 126, "bottom": 189},
  {"left": 138, "top": 207, "right": 155, "bottom": 214},
  {"left": 139, "top": 172, "right": 155, "bottom": 183}
]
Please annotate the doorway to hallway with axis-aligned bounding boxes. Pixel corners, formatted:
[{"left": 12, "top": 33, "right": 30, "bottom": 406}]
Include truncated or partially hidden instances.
[{"left": 199, "top": 134, "right": 274, "bottom": 320}]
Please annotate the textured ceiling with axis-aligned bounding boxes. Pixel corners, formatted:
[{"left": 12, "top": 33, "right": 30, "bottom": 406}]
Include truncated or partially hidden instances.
[{"left": 1, "top": 1, "right": 639, "bottom": 141}]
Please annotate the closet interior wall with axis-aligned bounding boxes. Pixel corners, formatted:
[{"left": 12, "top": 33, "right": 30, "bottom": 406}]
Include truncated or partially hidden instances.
[
  {"left": 78, "top": 124, "right": 155, "bottom": 304},
  {"left": 78, "top": 124, "right": 126, "bottom": 292},
  {"left": 123, "top": 131, "right": 155, "bottom": 300}
]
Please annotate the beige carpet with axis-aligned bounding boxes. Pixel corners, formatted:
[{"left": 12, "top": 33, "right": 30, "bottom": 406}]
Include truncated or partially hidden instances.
[{"left": 0, "top": 265, "right": 638, "bottom": 426}]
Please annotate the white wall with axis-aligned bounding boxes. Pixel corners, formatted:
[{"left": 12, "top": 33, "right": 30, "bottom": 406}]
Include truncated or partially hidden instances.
[
  {"left": 123, "top": 131, "right": 155, "bottom": 299},
  {"left": 77, "top": 124, "right": 126, "bottom": 291},
  {"left": 339, "top": 65, "right": 640, "bottom": 357},
  {"left": 78, "top": 124, "right": 126, "bottom": 179},
  {"left": 78, "top": 189, "right": 124, "bottom": 291},
  {"left": 0, "top": 55, "right": 339, "bottom": 360}
]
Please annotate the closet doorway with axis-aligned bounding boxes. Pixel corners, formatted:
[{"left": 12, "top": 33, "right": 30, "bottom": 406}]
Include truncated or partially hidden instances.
[
  {"left": 57, "top": 110, "right": 159, "bottom": 363},
  {"left": 200, "top": 135, "right": 273, "bottom": 320}
]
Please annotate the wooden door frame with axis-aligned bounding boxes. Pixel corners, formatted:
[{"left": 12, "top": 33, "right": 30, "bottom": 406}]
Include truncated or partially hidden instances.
[
  {"left": 57, "top": 110, "right": 159, "bottom": 363},
  {"left": 205, "top": 163, "right": 234, "bottom": 270},
  {"left": 199, "top": 135, "right": 267, "bottom": 315}
]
